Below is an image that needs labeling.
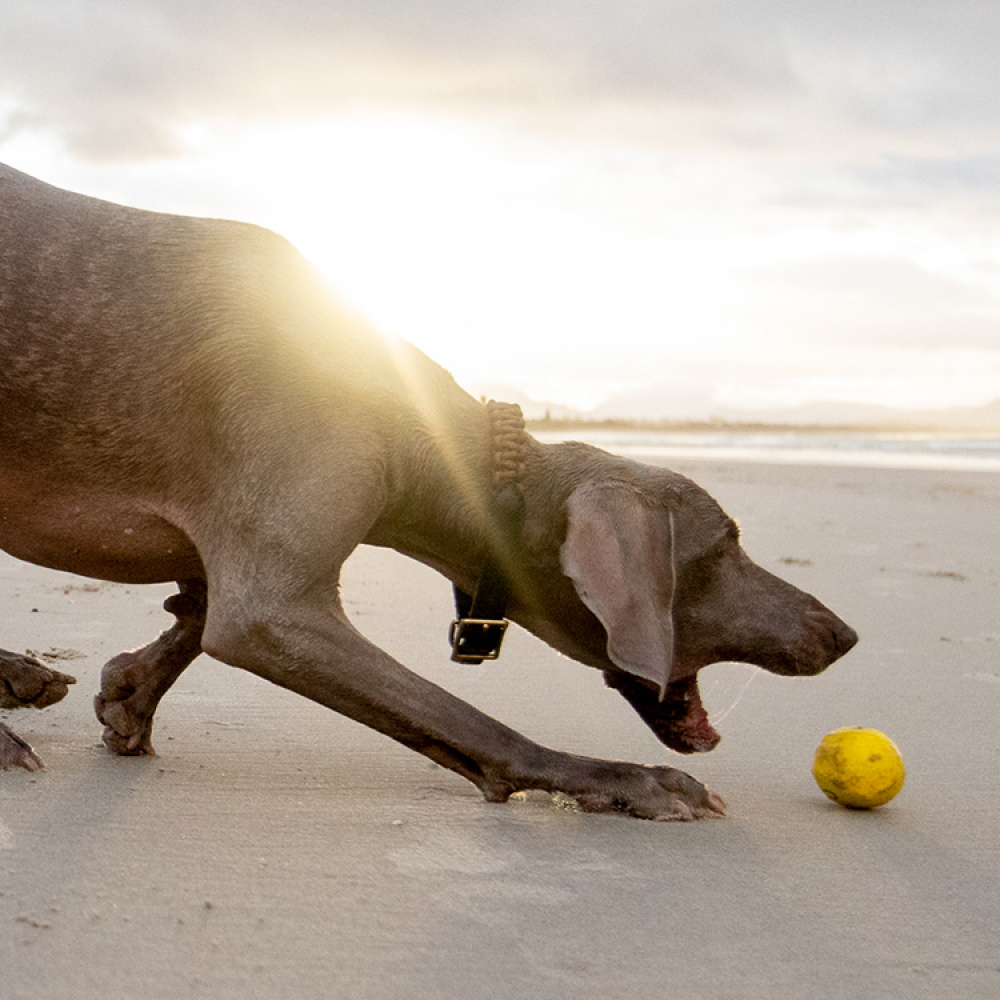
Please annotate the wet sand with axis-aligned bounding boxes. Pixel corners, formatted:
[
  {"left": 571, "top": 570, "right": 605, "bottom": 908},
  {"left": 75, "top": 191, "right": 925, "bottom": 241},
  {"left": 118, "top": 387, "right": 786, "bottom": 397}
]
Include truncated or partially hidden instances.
[{"left": 2, "top": 460, "right": 999, "bottom": 999}]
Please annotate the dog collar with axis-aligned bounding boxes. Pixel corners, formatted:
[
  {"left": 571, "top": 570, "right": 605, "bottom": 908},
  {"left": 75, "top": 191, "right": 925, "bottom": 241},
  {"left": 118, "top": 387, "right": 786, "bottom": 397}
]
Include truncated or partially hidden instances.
[{"left": 449, "top": 401, "right": 526, "bottom": 663}]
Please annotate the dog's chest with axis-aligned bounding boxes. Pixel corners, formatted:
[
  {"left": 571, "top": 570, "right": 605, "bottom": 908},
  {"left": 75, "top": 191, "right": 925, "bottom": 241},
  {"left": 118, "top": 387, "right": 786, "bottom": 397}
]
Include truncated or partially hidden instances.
[{"left": 0, "top": 471, "right": 200, "bottom": 583}]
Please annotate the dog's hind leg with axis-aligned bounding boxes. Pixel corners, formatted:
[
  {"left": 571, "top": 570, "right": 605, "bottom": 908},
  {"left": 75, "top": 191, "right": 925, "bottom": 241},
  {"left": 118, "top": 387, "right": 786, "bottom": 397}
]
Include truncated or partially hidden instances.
[
  {"left": 0, "top": 722, "right": 43, "bottom": 771},
  {"left": 95, "top": 579, "right": 206, "bottom": 756},
  {"left": 1, "top": 647, "right": 76, "bottom": 710},
  {"left": 1, "top": 649, "right": 76, "bottom": 770}
]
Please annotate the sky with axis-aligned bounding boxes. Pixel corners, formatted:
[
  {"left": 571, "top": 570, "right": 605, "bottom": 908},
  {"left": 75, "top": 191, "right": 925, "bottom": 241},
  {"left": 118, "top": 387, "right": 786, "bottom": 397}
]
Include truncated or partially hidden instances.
[{"left": 2, "top": 0, "right": 999, "bottom": 417}]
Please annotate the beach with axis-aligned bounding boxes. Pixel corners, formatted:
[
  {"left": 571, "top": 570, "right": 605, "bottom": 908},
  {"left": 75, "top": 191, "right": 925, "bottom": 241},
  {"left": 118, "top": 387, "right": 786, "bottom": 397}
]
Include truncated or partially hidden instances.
[{"left": 2, "top": 457, "right": 999, "bottom": 999}]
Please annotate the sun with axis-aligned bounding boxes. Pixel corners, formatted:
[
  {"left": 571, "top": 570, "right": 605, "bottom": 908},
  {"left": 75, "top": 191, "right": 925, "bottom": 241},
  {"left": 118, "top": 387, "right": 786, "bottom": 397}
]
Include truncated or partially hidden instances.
[{"left": 38, "top": 110, "right": 757, "bottom": 412}]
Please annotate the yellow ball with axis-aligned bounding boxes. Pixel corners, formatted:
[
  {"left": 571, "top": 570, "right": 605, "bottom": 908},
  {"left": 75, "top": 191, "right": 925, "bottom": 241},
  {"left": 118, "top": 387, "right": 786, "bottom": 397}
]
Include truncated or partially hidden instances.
[{"left": 812, "top": 727, "right": 905, "bottom": 809}]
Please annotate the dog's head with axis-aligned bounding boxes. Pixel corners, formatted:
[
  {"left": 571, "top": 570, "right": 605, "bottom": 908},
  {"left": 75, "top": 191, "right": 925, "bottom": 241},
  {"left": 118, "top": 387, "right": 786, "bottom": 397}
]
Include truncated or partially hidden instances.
[{"left": 512, "top": 446, "right": 858, "bottom": 754}]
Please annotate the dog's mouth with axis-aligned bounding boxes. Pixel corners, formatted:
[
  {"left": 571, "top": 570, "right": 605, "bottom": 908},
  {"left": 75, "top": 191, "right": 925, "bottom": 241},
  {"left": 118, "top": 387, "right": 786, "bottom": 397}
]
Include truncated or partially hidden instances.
[{"left": 604, "top": 671, "right": 721, "bottom": 755}]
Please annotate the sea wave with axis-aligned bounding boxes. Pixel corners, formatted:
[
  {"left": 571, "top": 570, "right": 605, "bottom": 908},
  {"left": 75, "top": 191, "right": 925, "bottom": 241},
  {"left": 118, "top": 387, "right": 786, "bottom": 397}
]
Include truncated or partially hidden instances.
[{"left": 533, "top": 429, "right": 1000, "bottom": 471}]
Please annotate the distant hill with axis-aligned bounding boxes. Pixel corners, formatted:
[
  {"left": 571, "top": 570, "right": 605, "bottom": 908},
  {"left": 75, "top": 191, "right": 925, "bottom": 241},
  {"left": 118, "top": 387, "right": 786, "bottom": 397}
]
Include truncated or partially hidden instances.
[
  {"left": 468, "top": 381, "right": 1000, "bottom": 431},
  {"left": 717, "top": 399, "right": 1000, "bottom": 430}
]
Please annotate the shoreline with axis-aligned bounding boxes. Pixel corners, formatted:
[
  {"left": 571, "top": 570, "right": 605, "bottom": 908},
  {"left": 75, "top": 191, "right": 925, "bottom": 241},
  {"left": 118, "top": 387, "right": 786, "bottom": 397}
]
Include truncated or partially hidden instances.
[
  {"left": 526, "top": 416, "right": 1000, "bottom": 437},
  {"left": 529, "top": 425, "right": 1000, "bottom": 473}
]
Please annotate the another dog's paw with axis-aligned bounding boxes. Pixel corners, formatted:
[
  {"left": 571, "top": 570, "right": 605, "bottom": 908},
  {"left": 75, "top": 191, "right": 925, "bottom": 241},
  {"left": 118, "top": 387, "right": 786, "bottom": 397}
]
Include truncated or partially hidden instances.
[
  {"left": 0, "top": 722, "right": 44, "bottom": 772},
  {"left": 0, "top": 650, "right": 76, "bottom": 710}
]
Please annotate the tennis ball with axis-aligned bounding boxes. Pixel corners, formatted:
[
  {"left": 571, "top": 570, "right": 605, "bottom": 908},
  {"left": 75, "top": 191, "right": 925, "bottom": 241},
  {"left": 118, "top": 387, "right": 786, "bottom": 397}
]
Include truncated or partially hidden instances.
[{"left": 812, "top": 727, "right": 905, "bottom": 809}]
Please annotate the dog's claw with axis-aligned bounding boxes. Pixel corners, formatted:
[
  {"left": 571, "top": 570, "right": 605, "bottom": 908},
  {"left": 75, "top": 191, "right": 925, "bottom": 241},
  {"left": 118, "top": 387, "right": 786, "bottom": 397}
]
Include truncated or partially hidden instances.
[{"left": 706, "top": 790, "right": 728, "bottom": 816}]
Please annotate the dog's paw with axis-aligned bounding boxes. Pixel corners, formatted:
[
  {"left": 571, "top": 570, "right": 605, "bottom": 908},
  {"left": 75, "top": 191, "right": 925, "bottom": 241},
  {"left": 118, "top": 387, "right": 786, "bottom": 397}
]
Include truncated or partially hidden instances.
[
  {"left": 569, "top": 763, "right": 727, "bottom": 820},
  {"left": 94, "top": 647, "right": 165, "bottom": 756},
  {"left": 0, "top": 650, "right": 76, "bottom": 709},
  {"left": 0, "top": 722, "right": 44, "bottom": 771},
  {"left": 94, "top": 691, "right": 156, "bottom": 756},
  {"left": 500, "top": 756, "right": 727, "bottom": 821}
]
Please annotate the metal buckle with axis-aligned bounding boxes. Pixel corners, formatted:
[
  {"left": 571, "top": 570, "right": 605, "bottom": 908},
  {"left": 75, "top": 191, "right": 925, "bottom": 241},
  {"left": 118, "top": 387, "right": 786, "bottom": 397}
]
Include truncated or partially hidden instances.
[{"left": 449, "top": 617, "right": 509, "bottom": 663}]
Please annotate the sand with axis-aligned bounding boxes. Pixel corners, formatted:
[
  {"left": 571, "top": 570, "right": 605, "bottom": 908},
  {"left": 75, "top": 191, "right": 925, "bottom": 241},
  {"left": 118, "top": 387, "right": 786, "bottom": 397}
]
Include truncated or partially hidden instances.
[{"left": 2, "top": 459, "right": 999, "bottom": 999}]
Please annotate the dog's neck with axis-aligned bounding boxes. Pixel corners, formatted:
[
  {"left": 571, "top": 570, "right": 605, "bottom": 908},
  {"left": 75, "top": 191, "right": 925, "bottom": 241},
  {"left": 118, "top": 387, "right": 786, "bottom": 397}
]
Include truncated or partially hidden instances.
[{"left": 365, "top": 391, "right": 529, "bottom": 592}]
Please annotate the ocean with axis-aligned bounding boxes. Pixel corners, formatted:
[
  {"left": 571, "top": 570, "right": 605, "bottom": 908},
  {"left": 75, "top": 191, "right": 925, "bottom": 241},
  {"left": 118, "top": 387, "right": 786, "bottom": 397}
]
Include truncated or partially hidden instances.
[{"left": 532, "top": 428, "right": 1000, "bottom": 472}]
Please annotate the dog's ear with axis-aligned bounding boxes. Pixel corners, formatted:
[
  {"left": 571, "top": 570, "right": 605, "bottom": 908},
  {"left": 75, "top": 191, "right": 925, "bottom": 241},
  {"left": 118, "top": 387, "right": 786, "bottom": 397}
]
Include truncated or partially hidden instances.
[{"left": 560, "top": 481, "right": 676, "bottom": 696}]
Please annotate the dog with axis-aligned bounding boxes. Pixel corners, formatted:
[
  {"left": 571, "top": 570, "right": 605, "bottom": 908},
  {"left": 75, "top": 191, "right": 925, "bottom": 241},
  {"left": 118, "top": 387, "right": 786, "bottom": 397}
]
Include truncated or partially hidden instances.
[{"left": 0, "top": 163, "right": 857, "bottom": 818}]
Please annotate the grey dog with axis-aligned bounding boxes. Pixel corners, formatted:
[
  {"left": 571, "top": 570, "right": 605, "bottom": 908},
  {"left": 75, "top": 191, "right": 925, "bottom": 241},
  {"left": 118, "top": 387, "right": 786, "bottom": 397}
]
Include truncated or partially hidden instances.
[{"left": 0, "top": 164, "right": 857, "bottom": 819}]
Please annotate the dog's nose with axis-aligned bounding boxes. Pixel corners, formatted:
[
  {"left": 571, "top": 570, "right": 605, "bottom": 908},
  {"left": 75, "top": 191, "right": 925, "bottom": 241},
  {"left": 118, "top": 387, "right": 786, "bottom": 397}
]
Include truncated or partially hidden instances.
[{"left": 834, "top": 621, "right": 859, "bottom": 657}]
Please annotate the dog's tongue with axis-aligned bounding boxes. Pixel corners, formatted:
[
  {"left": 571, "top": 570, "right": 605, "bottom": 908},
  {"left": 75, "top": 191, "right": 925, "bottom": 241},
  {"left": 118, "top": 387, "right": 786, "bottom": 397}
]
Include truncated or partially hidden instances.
[
  {"left": 605, "top": 672, "right": 721, "bottom": 755},
  {"left": 661, "top": 676, "right": 720, "bottom": 754}
]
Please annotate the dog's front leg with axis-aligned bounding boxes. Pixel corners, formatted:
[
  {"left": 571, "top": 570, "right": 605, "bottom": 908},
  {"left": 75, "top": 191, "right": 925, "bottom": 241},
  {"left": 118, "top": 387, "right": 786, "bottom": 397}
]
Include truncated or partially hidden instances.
[
  {"left": 95, "top": 580, "right": 206, "bottom": 755},
  {"left": 201, "top": 596, "right": 726, "bottom": 821}
]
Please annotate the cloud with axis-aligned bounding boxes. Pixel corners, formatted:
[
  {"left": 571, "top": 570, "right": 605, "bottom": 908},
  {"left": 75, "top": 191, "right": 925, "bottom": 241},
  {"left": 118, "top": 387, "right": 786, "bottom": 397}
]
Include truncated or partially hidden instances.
[
  {"left": 843, "top": 155, "right": 1000, "bottom": 221},
  {"left": 743, "top": 255, "right": 1000, "bottom": 354},
  {"left": 4, "top": 1, "right": 1000, "bottom": 163},
  {"left": 4, "top": 2, "right": 999, "bottom": 414}
]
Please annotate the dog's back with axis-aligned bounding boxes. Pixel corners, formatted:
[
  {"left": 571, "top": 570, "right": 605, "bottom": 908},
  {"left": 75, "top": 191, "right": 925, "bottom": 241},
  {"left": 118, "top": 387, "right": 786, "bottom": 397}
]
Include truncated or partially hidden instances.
[
  {"left": 1, "top": 161, "right": 458, "bottom": 449},
  {"left": 0, "top": 163, "right": 475, "bottom": 582}
]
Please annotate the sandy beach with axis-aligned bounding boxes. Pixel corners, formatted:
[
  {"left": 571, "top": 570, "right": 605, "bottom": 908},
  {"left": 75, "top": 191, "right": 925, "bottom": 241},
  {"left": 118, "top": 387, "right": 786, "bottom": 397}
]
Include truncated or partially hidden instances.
[{"left": 2, "top": 458, "right": 998, "bottom": 999}]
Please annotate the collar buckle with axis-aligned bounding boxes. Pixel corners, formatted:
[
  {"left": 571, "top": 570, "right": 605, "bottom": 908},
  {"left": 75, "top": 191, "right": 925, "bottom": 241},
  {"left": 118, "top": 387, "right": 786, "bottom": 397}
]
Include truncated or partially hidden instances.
[{"left": 449, "top": 617, "right": 509, "bottom": 663}]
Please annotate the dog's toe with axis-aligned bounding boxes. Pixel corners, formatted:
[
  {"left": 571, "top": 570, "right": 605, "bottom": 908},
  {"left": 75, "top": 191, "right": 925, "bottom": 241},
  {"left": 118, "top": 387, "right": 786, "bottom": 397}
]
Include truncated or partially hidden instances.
[{"left": 0, "top": 722, "right": 44, "bottom": 771}]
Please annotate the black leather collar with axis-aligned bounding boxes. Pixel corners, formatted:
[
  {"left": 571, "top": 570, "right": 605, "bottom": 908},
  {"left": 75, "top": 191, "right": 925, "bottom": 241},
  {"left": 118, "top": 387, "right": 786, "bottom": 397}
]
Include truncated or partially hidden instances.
[{"left": 449, "top": 402, "right": 526, "bottom": 663}]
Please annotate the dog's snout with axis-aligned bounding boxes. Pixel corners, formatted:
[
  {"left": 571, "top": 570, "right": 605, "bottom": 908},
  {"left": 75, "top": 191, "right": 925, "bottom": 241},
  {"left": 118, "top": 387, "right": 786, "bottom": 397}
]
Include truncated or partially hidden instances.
[{"left": 757, "top": 599, "right": 858, "bottom": 677}]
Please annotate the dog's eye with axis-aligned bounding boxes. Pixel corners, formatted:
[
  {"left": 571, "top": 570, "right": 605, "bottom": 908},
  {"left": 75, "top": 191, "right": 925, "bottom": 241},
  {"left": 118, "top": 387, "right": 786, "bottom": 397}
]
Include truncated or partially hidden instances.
[{"left": 680, "top": 552, "right": 720, "bottom": 592}]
